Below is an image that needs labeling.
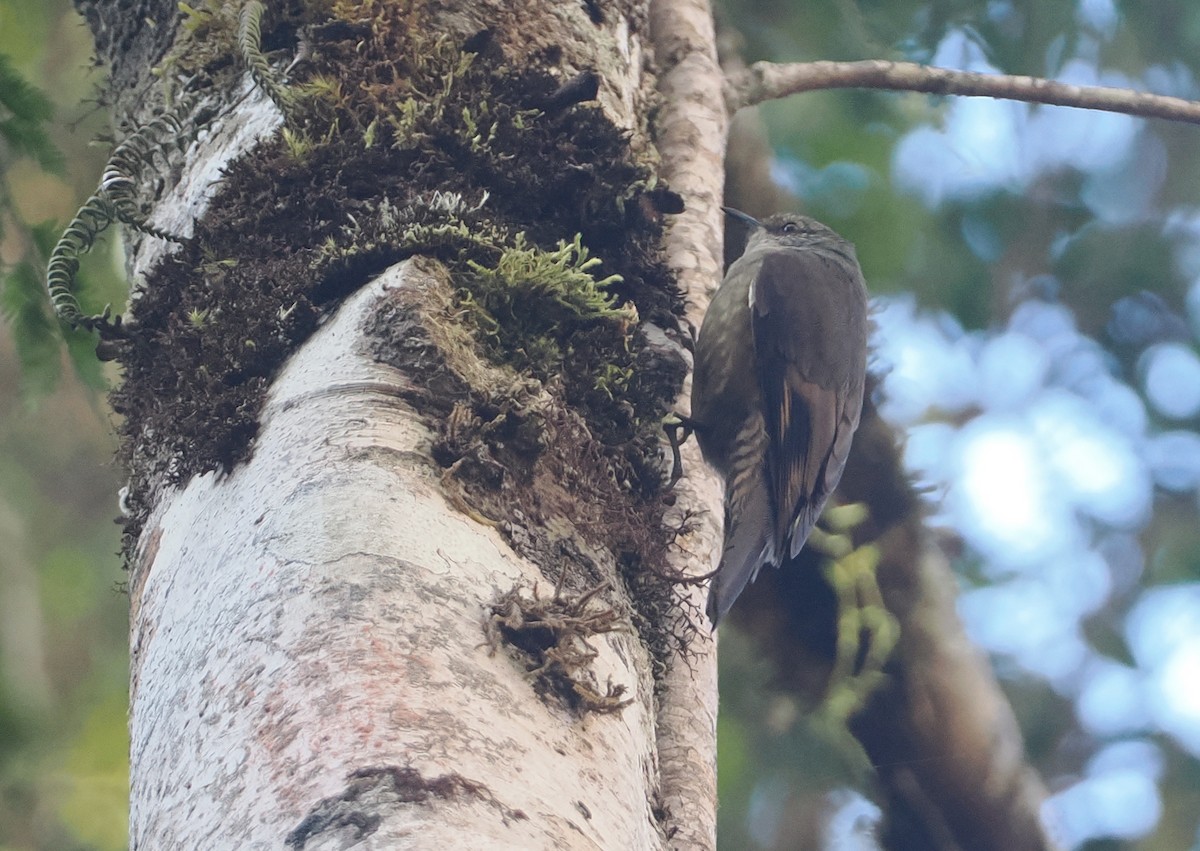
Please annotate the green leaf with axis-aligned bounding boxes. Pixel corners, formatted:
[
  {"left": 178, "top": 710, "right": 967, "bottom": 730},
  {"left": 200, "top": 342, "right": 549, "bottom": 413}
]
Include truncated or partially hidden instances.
[
  {"left": 0, "top": 53, "right": 53, "bottom": 122},
  {"left": 0, "top": 53, "right": 64, "bottom": 172},
  {"left": 0, "top": 260, "right": 62, "bottom": 397},
  {"left": 0, "top": 114, "right": 64, "bottom": 171},
  {"left": 63, "top": 319, "right": 107, "bottom": 391}
]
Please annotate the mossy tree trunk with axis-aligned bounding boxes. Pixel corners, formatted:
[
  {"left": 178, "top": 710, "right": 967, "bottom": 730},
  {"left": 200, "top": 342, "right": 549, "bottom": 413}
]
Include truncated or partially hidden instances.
[{"left": 73, "top": 0, "right": 724, "bottom": 847}]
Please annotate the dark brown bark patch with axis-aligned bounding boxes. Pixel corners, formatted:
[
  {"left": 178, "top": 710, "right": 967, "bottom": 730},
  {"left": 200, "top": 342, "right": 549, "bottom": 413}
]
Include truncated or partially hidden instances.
[
  {"left": 285, "top": 765, "right": 527, "bottom": 849},
  {"left": 485, "top": 582, "right": 633, "bottom": 714}
]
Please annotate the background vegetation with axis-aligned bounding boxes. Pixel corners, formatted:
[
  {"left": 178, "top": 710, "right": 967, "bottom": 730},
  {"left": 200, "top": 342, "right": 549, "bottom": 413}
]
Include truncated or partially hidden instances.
[
  {"left": 3, "top": 0, "right": 1200, "bottom": 847},
  {"left": 716, "top": 1, "right": 1200, "bottom": 847},
  {"left": 0, "top": 1, "right": 127, "bottom": 848}
]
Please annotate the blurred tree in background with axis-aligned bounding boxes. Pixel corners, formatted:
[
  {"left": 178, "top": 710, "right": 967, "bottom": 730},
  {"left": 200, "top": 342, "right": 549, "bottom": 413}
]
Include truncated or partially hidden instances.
[{"left": 5, "top": 0, "right": 1200, "bottom": 848}]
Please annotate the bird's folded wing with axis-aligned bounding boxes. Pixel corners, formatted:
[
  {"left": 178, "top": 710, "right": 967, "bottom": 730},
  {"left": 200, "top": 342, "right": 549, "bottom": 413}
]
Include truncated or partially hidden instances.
[{"left": 750, "top": 250, "right": 863, "bottom": 556}]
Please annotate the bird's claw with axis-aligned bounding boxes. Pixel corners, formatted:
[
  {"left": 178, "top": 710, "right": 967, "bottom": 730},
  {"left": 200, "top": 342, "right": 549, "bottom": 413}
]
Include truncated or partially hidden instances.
[{"left": 662, "top": 413, "right": 696, "bottom": 488}]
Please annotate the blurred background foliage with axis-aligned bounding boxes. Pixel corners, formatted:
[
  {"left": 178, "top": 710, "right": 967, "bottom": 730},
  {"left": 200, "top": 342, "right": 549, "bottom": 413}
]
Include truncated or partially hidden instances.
[
  {"left": 0, "top": 0, "right": 128, "bottom": 848},
  {"left": 4, "top": 0, "right": 1200, "bottom": 849},
  {"left": 715, "top": 0, "right": 1200, "bottom": 848}
]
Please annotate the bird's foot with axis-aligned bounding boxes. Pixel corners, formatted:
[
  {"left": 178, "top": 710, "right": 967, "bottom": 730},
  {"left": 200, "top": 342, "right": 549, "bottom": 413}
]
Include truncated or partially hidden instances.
[{"left": 661, "top": 413, "right": 696, "bottom": 488}]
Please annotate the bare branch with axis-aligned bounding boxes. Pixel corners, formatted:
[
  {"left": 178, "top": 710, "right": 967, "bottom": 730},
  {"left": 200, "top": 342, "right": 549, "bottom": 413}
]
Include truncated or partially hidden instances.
[{"left": 727, "top": 58, "right": 1200, "bottom": 124}]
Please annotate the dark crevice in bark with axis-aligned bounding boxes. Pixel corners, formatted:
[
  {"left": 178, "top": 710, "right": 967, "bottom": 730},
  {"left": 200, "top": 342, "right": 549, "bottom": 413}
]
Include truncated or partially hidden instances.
[{"left": 285, "top": 765, "right": 528, "bottom": 849}]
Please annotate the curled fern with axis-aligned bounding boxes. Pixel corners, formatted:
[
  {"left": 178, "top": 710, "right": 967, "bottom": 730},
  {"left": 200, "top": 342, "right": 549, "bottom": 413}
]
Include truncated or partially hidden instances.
[
  {"left": 46, "top": 103, "right": 194, "bottom": 332},
  {"left": 238, "top": 1, "right": 294, "bottom": 116},
  {"left": 45, "top": 193, "right": 118, "bottom": 330},
  {"left": 103, "top": 107, "right": 190, "bottom": 239}
]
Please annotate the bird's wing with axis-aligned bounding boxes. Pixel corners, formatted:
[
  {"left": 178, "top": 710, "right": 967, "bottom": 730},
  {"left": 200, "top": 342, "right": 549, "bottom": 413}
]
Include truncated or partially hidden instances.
[{"left": 751, "top": 250, "right": 866, "bottom": 557}]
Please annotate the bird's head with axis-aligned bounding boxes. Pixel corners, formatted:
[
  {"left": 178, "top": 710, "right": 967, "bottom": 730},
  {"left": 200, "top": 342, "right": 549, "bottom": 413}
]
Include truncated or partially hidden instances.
[{"left": 722, "top": 207, "right": 853, "bottom": 256}]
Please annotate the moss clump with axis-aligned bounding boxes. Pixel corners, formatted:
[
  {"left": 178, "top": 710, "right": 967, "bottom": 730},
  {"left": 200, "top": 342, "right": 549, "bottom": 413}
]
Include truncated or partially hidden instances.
[
  {"left": 113, "top": 6, "right": 685, "bottom": 599},
  {"left": 462, "top": 233, "right": 635, "bottom": 377}
]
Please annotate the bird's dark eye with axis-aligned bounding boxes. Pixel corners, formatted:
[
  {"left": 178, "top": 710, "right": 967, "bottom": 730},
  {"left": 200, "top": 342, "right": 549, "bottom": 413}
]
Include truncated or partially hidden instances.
[{"left": 781, "top": 222, "right": 799, "bottom": 234}]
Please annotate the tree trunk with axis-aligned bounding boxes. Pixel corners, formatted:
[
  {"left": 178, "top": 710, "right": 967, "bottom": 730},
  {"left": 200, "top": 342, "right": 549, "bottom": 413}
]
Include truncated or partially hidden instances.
[{"left": 73, "top": 0, "right": 722, "bottom": 846}]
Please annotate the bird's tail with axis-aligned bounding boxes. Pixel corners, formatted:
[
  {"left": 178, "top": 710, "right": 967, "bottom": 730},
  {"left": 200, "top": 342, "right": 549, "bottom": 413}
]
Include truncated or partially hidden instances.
[{"left": 706, "top": 474, "right": 775, "bottom": 626}]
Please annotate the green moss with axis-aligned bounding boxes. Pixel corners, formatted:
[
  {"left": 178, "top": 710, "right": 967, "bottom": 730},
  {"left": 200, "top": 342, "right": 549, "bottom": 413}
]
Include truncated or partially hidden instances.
[
  {"left": 280, "top": 126, "right": 313, "bottom": 160},
  {"left": 151, "top": 0, "right": 239, "bottom": 85},
  {"left": 462, "top": 233, "right": 634, "bottom": 376}
]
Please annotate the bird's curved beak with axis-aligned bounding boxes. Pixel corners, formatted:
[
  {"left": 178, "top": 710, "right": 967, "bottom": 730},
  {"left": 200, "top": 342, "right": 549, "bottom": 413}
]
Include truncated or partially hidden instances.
[{"left": 721, "top": 206, "right": 761, "bottom": 229}]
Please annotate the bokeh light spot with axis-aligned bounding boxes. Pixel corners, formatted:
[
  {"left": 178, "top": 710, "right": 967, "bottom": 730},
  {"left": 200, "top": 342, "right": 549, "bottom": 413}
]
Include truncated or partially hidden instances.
[{"left": 1141, "top": 342, "right": 1200, "bottom": 420}]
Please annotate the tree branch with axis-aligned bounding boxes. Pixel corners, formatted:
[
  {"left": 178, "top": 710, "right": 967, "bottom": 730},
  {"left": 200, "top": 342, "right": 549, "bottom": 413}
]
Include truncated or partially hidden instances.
[
  {"left": 647, "top": 1, "right": 728, "bottom": 847},
  {"left": 726, "top": 58, "right": 1200, "bottom": 124}
]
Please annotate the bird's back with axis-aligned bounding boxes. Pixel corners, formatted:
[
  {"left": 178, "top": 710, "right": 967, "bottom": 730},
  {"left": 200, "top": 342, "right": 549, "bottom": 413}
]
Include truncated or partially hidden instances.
[{"left": 692, "top": 213, "right": 870, "bottom": 625}]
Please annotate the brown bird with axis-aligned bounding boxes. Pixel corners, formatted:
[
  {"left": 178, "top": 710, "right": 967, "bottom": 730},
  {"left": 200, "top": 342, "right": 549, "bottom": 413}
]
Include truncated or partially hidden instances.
[{"left": 691, "top": 209, "right": 869, "bottom": 625}]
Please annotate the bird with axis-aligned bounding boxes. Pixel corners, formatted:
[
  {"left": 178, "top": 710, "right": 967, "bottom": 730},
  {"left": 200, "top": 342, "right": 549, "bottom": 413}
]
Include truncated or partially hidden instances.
[{"left": 690, "top": 208, "right": 869, "bottom": 626}]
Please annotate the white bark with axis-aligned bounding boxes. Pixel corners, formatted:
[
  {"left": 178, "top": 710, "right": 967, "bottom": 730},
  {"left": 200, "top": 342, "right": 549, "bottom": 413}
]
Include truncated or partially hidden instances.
[
  {"left": 130, "top": 263, "right": 665, "bottom": 849},
  {"left": 132, "top": 81, "right": 283, "bottom": 278}
]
